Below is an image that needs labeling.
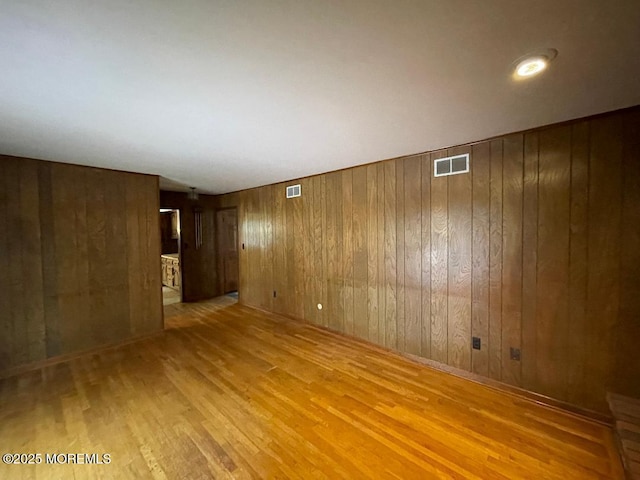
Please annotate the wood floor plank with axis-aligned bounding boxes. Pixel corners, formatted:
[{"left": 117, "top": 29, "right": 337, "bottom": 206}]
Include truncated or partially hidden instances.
[{"left": 0, "top": 297, "right": 624, "bottom": 479}]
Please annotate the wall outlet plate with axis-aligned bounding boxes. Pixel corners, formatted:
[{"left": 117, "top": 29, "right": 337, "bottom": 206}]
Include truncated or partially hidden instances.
[
  {"left": 472, "top": 337, "right": 481, "bottom": 350},
  {"left": 510, "top": 347, "right": 521, "bottom": 361}
]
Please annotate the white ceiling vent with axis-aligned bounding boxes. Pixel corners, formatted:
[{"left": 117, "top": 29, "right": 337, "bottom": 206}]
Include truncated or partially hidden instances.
[
  {"left": 286, "top": 184, "right": 301, "bottom": 198},
  {"left": 434, "top": 153, "right": 470, "bottom": 177}
]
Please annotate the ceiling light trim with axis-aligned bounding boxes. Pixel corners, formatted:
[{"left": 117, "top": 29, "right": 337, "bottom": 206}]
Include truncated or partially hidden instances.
[{"left": 512, "top": 48, "right": 558, "bottom": 79}]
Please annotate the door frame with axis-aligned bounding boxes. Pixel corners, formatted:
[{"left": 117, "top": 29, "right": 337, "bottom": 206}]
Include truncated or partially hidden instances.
[{"left": 159, "top": 207, "right": 183, "bottom": 304}]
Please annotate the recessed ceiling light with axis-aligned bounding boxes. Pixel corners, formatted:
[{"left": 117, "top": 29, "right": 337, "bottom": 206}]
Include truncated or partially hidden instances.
[
  {"left": 512, "top": 48, "right": 558, "bottom": 79},
  {"left": 516, "top": 57, "right": 547, "bottom": 77}
]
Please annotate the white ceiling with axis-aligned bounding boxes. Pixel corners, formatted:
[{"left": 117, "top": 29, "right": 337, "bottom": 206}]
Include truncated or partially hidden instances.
[{"left": 1, "top": 1, "right": 639, "bottom": 194}]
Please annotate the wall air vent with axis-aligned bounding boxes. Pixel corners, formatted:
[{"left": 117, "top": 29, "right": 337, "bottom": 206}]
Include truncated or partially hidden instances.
[
  {"left": 434, "top": 153, "right": 470, "bottom": 177},
  {"left": 286, "top": 184, "right": 301, "bottom": 198}
]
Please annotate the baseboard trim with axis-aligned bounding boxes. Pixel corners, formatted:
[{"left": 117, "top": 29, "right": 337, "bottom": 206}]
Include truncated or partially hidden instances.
[
  {"left": 400, "top": 351, "right": 613, "bottom": 426},
  {"left": 0, "top": 330, "right": 164, "bottom": 380},
  {"left": 245, "top": 301, "right": 613, "bottom": 427}
]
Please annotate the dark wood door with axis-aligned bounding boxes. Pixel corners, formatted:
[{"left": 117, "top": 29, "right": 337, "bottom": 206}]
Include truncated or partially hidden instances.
[{"left": 217, "top": 208, "right": 239, "bottom": 293}]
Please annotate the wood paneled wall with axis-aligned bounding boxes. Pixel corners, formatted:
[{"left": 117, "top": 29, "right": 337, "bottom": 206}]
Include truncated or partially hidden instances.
[
  {"left": 0, "top": 156, "right": 163, "bottom": 373},
  {"left": 219, "top": 107, "right": 640, "bottom": 413}
]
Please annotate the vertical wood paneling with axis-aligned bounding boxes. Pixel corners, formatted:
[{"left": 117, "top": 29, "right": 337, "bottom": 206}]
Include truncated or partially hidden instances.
[
  {"left": 146, "top": 176, "right": 162, "bottom": 332},
  {"left": 352, "top": 167, "right": 368, "bottom": 340},
  {"left": 335, "top": 174, "right": 344, "bottom": 333},
  {"left": 139, "top": 173, "right": 157, "bottom": 332},
  {"left": 616, "top": 110, "right": 640, "bottom": 399},
  {"left": 420, "top": 155, "right": 431, "bottom": 358},
  {"left": 0, "top": 160, "right": 9, "bottom": 368},
  {"left": 383, "top": 161, "right": 397, "bottom": 350},
  {"left": 536, "top": 126, "right": 571, "bottom": 401},
  {"left": 284, "top": 186, "right": 295, "bottom": 316},
  {"left": 238, "top": 191, "right": 249, "bottom": 304},
  {"left": 37, "top": 164, "right": 58, "bottom": 360},
  {"left": 404, "top": 156, "right": 422, "bottom": 356},
  {"left": 488, "top": 140, "right": 503, "bottom": 381},
  {"left": 320, "top": 176, "right": 327, "bottom": 326},
  {"left": 242, "top": 190, "right": 254, "bottom": 306},
  {"left": 244, "top": 190, "right": 254, "bottom": 305},
  {"left": 521, "top": 133, "right": 539, "bottom": 390},
  {"left": 292, "top": 184, "right": 304, "bottom": 319},
  {"left": 260, "top": 186, "right": 274, "bottom": 311},
  {"left": 273, "top": 184, "right": 287, "bottom": 316},
  {"left": 268, "top": 187, "right": 276, "bottom": 310},
  {"left": 18, "top": 160, "right": 46, "bottom": 362},
  {"left": 126, "top": 175, "right": 142, "bottom": 333},
  {"left": 313, "top": 176, "right": 324, "bottom": 326},
  {"left": 471, "top": 142, "right": 490, "bottom": 377},
  {"left": 5, "top": 160, "right": 25, "bottom": 364},
  {"left": 0, "top": 156, "right": 162, "bottom": 373},
  {"left": 252, "top": 191, "right": 262, "bottom": 307},
  {"left": 430, "top": 151, "right": 448, "bottom": 364},
  {"left": 501, "top": 135, "right": 523, "bottom": 386},
  {"left": 366, "top": 165, "right": 379, "bottom": 343},
  {"left": 301, "top": 178, "right": 315, "bottom": 323},
  {"left": 104, "top": 169, "right": 130, "bottom": 343},
  {"left": 342, "top": 170, "right": 354, "bottom": 336},
  {"left": 252, "top": 189, "right": 261, "bottom": 307},
  {"left": 376, "top": 164, "right": 386, "bottom": 348},
  {"left": 447, "top": 147, "right": 472, "bottom": 370},
  {"left": 327, "top": 172, "right": 343, "bottom": 331},
  {"left": 586, "top": 115, "right": 623, "bottom": 410},
  {"left": 257, "top": 188, "right": 266, "bottom": 308},
  {"left": 566, "top": 122, "right": 589, "bottom": 405},
  {"left": 261, "top": 186, "right": 271, "bottom": 310},
  {"left": 396, "top": 159, "right": 406, "bottom": 351},
  {"left": 226, "top": 108, "right": 640, "bottom": 414},
  {"left": 60, "top": 165, "right": 91, "bottom": 351}
]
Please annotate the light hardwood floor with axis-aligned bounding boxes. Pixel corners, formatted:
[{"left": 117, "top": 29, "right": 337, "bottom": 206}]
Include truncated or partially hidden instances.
[
  {"left": 0, "top": 297, "right": 624, "bottom": 479},
  {"left": 162, "top": 286, "right": 181, "bottom": 306}
]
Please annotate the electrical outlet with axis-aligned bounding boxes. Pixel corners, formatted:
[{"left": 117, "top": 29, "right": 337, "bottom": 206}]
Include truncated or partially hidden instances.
[
  {"left": 510, "top": 347, "right": 521, "bottom": 361},
  {"left": 273, "top": 291, "right": 277, "bottom": 298},
  {"left": 472, "top": 337, "right": 481, "bottom": 350}
]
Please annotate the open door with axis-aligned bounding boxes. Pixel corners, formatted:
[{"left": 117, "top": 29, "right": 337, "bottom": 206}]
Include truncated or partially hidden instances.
[
  {"left": 216, "top": 208, "right": 239, "bottom": 294},
  {"left": 160, "top": 208, "right": 182, "bottom": 306}
]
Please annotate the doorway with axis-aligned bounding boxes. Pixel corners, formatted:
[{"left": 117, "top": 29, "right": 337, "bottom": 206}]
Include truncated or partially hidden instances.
[
  {"left": 160, "top": 208, "right": 182, "bottom": 305},
  {"left": 216, "top": 208, "right": 239, "bottom": 295}
]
